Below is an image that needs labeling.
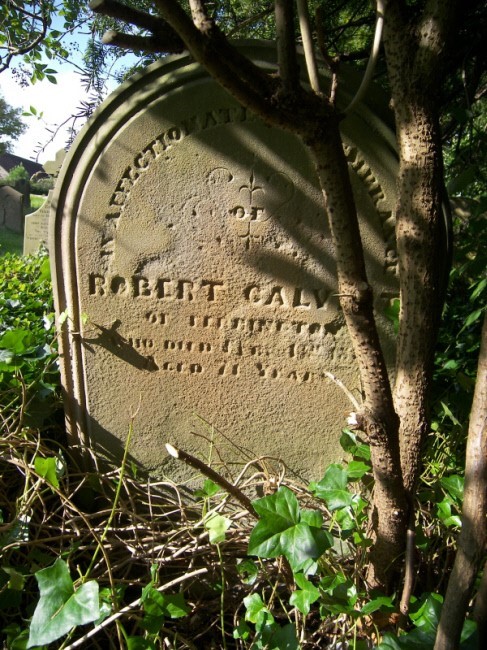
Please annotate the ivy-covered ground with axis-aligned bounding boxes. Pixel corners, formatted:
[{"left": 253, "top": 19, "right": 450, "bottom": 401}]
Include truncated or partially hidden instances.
[{"left": 0, "top": 197, "right": 485, "bottom": 648}]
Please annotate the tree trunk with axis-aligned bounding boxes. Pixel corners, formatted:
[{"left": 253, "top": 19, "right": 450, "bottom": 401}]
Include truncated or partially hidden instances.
[
  {"left": 434, "top": 314, "right": 487, "bottom": 650},
  {"left": 383, "top": 0, "right": 456, "bottom": 497},
  {"left": 307, "top": 129, "right": 407, "bottom": 589}
]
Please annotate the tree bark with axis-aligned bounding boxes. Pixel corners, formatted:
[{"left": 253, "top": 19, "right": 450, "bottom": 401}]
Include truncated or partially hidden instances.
[
  {"left": 383, "top": 0, "right": 459, "bottom": 496},
  {"left": 307, "top": 128, "right": 407, "bottom": 589},
  {"left": 434, "top": 314, "right": 487, "bottom": 650}
]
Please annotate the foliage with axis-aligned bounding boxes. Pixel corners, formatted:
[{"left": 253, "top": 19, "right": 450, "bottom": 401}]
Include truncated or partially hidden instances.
[
  {"left": 30, "top": 177, "right": 54, "bottom": 196},
  {"left": 4, "top": 163, "right": 29, "bottom": 182},
  {"left": 27, "top": 558, "right": 100, "bottom": 648},
  {"left": 0, "top": 250, "right": 60, "bottom": 430},
  {"left": 0, "top": 93, "right": 25, "bottom": 155}
]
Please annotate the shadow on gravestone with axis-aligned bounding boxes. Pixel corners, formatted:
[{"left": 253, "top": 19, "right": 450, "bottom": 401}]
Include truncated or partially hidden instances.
[
  {"left": 50, "top": 42, "right": 399, "bottom": 482},
  {"left": 0, "top": 185, "right": 24, "bottom": 234}
]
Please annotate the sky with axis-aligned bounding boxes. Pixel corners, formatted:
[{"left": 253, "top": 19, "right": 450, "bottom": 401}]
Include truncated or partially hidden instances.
[
  {"left": 2, "top": 68, "right": 100, "bottom": 165},
  {"left": 1, "top": 9, "right": 132, "bottom": 166}
]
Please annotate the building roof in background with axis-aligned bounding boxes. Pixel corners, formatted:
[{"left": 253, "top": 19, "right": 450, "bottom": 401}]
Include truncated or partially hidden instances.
[{"left": 0, "top": 153, "right": 44, "bottom": 179}]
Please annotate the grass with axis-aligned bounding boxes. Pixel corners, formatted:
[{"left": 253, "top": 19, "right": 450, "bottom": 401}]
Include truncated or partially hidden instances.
[
  {"left": 27, "top": 194, "right": 47, "bottom": 213},
  {"left": 0, "top": 229, "right": 23, "bottom": 256}
]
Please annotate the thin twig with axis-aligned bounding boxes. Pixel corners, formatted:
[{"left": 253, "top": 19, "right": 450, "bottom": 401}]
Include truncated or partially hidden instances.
[
  {"left": 323, "top": 371, "right": 361, "bottom": 410},
  {"left": 165, "top": 443, "right": 257, "bottom": 517},
  {"left": 344, "top": 0, "right": 385, "bottom": 114},
  {"left": 63, "top": 567, "right": 209, "bottom": 650}
]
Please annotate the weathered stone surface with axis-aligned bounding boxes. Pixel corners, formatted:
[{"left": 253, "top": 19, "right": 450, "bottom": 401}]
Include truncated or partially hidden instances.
[
  {"left": 0, "top": 185, "right": 24, "bottom": 233},
  {"left": 24, "top": 190, "right": 53, "bottom": 255},
  {"left": 51, "top": 43, "right": 398, "bottom": 480}
]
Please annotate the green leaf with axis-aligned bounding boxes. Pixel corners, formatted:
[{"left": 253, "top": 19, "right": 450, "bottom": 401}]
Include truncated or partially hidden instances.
[
  {"left": 360, "top": 595, "right": 394, "bottom": 615},
  {"left": 310, "top": 464, "right": 353, "bottom": 510},
  {"left": 0, "top": 329, "right": 33, "bottom": 353},
  {"left": 126, "top": 637, "right": 156, "bottom": 649},
  {"left": 410, "top": 593, "right": 443, "bottom": 632},
  {"left": 261, "top": 622, "right": 299, "bottom": 650},
  {"left": 289, "top": 574, "right": 320, "bottom": 615},
  {"left": 141, "top": 586, "right": 189, "bottom": 620},
  {"left": 249, "top": 487, "right": 300, "bottom": 559},
  {"left": 339, "top": 429, "right": 371, "bottom": 460},
  {"left": 237, "top": 559, "right": 259, "bottom": 585},
  {"left": 346, "top": 460, "right": 371, "bottom": 480},
  {"left": 470, "top": 278, "right": 486, "bottom": 301},
  {"left": 300, "top": 509, "right": 323, "bottom": 528},
  {"left": 34, "top": 456, "right": 60, "bottom": 489},
  {"left": 440, "top": 475, "right": 464, "bottom": 504},
  {"left": 248, "top": 487, "right": 332, "bottom": 572},
  {"left": 244, "top": 593, "right": 274, "bottom": 628},
  {"left": 204, "top": 513, "right": 231, "bottom": 543},
  {"left": 436, "top": 498, "right": 461, "bottom": 528},
  {"left": 39, "top": 258, "right": 51, "bottom": 282},
  {"left": 233, "top": 619, "right": 252, "bottom": 640},
  {"left": 2, "top": 566, "right": 26, "bottom": 591},
  {"left": 27, "top": 558, "right": 99, "bottom": 648},
  {"left": 194, "top": 479, "right": 221, "bottom": 498},
  {"left": 280, "top": 523, "right": 332, "bottom": 573},
  {"left": 459, "top": 307, "right": 484, "bottom": 333}
]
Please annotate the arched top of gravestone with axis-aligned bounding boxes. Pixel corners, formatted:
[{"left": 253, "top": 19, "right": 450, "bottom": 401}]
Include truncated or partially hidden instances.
[{"left": 50, "top": 41, "right": 399, "bottom": 479}]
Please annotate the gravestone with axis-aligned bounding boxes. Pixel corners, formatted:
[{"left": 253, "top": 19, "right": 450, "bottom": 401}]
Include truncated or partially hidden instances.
[
  {"left": 0, "top": 185, "right": 24, "bottom": 233},
  {"left": 51, "top": 43, "right": 398, "bottom": 480},
  {"left": 23, "top": 190, "right": 53, "bottom": 255}
]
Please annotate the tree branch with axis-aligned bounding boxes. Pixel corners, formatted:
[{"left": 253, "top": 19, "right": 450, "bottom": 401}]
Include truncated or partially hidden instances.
[
  {"left": 344, "top": 0, "right": 385, "bottom": 114},
  {"left": 297, "top": 0, "right": 320, "bottom": 94},
  {"left": 101, "top": 28, "right": 183, "bottom": 54},
  {"left": 275, "top": 0, "right": 299, "bottom": 92},
  {"left": 434, "top": 313, "right": 487, "bottom": 650},
  {"left": 89, "top": 0, "right": 184, "bottom": 53}
]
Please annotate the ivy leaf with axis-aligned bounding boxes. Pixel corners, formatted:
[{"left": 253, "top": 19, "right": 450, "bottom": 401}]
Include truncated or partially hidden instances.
[
  {"left": 300, "top": 509, "right": 323, "bottom": 528},
  {"left": 436, "top": 498, "right": 461, "bottom": 528},
  {"left": 289, "top": 574, "right": 320, "bottom": 615},
  {"left": 204, "top": 513, "right": 231, "bottom": 543},
  {"left": 261, "top": 622, "right": 299, "bottom": 650},
  {"left": 310, "top": 464, "right": 353, "bottom": 510},
  {"left": 194, "top": 479, "right": 220, "bottom": 499},
  {"left": 339, "top": 429, "right": 371, "bottom": 460},
  {"left": 346, "top": 461, "right": 371, "bottom": 480},
  {"left": 34, "top": 456, "right": 59, "bottom": 489},
  {"left": 248, "top": 487, "right": 332, "bottom": 572},
  {"left": 0, "top": 329, "right": 33, "bottom": 353},
  {"left": 249, "top": 487, "right": 299, "bottom": 558},
  {"left": 27, "top": 558, "right": 99, "bottom": 648},
  {"left": 360, "top": 595, "right": 394, "bottom": 615},
  {"left": 440, "top": 475, "right": 464, "bottom": 504},
  {"left": 244, "top": 593, "right": 274, "bottom": 628}
]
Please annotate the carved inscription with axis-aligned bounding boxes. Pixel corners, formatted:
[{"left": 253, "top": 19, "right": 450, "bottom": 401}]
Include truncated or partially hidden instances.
[
  {"left": 87, "top": 271, "right": 343, "bottom": 384},
  {"left": 84, "top": 106, "right": 394, "bottom": 393}
]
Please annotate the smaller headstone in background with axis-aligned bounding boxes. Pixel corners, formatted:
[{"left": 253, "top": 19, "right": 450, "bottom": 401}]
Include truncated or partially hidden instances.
[
  {"left": 43, "top": 149, "right": 66, "bottom": 177},
  {"left": 0, "top": 185, "right": 24, "bottom": 233},
  {"left": 13, "top": 178, "right": 30, "bottom": 212},
  {"left": 23, "top": 190, "right": 53, "bottom": 255}
]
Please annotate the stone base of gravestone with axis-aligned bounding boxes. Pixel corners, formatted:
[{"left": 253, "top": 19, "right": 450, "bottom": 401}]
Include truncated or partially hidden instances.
[
  {"left": 24, "top": 191, "right": 53, "bottom": 255},
  {"left": 0, "top": 185, "right": 24, "bottom": 234},
  {"left": 51, "top": 42, "right": 399, "bottom": 482}
]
